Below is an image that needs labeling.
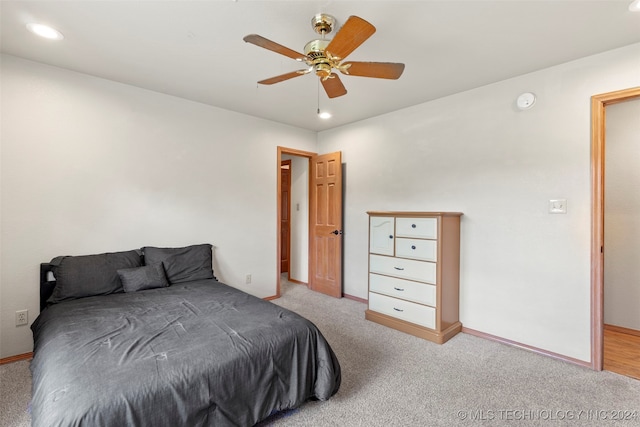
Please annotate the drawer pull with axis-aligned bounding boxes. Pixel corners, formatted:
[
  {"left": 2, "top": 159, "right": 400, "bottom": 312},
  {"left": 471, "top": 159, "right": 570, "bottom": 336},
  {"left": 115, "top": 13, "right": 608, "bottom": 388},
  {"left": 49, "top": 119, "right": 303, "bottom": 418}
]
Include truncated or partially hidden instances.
[
  {"left": 389, "top": 235, "right": 393, "bottom": 239},
  {"left": 393, "top": 307, "right": 404, "bottom": 312},
  {"left": 393, "top": 267, "right": 405, "bottom": 271},
  {"left": 393, "top": 287, "right": 405, "bottom": 292},
  {"left": 411, "top": 224, "right": 417, "bottom": 228},
  {"left": 411, "top": 245, "right": 416, "bottom": 250}
]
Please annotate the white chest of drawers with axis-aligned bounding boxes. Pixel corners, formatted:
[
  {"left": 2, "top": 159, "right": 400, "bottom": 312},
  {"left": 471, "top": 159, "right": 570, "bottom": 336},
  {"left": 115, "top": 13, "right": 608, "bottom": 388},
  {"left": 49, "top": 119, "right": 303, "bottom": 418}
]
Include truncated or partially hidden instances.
[{"left": 365, "top": 212, "right": 462, "bottom": 344}]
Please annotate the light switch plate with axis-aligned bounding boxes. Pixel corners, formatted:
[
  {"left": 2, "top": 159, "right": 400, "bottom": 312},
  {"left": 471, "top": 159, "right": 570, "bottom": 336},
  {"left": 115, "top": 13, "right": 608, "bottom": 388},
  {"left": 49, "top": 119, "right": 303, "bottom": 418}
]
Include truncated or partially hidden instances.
[{"left": 549, "top": 199, "right": 567, "bottom": 214}]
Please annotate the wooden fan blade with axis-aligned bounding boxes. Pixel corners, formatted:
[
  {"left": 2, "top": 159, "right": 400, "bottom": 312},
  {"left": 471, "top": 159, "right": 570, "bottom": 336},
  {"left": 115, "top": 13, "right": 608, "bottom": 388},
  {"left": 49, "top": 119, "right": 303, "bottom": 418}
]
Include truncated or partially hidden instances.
[
  {"left": 325, "top": 16, "right": 376, "bottom": 60},
  {"left": 258, "top": 69, "right": 310, "bottom": 85},
  {"left": 243, "top": 34, "right": 308, "bottom": 61},
  {"left": 341, "top": 62, "right": 405, "bottom": 79},
  {"left": 321, "top": 74, "right": 347, "bottom": 99}
]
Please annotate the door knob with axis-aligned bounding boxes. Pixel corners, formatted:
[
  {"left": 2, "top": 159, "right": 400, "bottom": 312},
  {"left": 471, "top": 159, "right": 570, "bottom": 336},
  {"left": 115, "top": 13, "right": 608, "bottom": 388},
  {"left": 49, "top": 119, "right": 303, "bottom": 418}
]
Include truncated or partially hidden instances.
[{"left": 330, "top": 230, "right": 343, "bottom": 235}]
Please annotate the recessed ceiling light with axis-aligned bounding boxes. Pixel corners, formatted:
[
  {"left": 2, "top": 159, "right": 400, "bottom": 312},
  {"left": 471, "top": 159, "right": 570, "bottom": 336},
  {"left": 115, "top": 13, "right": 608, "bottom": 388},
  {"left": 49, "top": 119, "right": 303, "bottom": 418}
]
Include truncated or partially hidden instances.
[
  {"left": 318, "top": 111, "right": 332, "bottom": 119},
  {"left": 26, "top": 23, "right": 64, "bottom": 40},
  {"left": 630, "top": 0, "right": 640, "bottom": 12}
]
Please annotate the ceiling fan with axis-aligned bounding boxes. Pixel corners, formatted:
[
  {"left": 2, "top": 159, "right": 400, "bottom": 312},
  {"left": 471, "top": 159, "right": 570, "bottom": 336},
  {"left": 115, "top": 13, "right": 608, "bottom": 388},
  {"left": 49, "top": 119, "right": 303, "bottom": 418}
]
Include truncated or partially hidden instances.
[{"left": 243, "top": 14, "right": 405, "bottom": 99}]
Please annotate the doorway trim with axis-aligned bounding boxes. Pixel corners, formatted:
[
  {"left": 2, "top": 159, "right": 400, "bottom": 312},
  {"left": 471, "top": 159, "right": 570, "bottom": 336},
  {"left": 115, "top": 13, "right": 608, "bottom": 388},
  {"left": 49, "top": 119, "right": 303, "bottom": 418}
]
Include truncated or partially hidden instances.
[
  {"left": 276, "top": 146, "right": 316, "bottom": 299},
  {"left": 590, "top": 86, "right": 640, "bottom": 370}
]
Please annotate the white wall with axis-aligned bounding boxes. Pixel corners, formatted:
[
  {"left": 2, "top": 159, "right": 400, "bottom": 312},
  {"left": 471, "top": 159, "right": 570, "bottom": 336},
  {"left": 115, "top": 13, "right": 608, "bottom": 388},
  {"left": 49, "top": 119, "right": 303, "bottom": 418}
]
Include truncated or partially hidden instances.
[
  {"left": 0, "top": 55, "right": 317, "bottom": 358},
  {"left": 604, "top": 98, "right": 640, "bottom": 331},
  {"left": 318, "top": 43, "right": 640, "bottom": 362},
  {"left": 3, "top": 43, "right": 639, "bottom": 362},
  {"left": 282, "top": 155, "right": 309, "bottom": 283}
]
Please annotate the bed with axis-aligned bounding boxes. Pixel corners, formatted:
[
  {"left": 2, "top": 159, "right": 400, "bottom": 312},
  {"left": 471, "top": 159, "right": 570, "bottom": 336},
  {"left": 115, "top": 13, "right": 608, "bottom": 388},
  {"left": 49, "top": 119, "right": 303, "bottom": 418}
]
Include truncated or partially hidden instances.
[{"left": 30, "top": 244, "right": 341, "bottom": 427}]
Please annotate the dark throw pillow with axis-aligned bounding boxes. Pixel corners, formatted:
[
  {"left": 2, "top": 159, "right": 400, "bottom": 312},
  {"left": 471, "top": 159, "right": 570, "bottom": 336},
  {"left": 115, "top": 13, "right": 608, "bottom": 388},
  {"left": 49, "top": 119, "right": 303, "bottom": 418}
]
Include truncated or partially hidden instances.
[
  {"left": 49, "top": 250, "right": 142, "bottom": 303},
  {"left": 118, "top": 263, "right": 169, "bottom": 293},
  {"left": 142, "top": 244, "right": 214, "bottom": 284}
]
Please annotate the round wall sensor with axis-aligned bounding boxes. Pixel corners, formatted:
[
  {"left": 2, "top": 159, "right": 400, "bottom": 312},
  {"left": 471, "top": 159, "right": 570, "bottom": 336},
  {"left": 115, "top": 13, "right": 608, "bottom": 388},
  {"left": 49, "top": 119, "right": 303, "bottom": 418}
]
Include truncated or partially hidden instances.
[{"left": 516, "top": 92, "right": 536, "bottom": 110}]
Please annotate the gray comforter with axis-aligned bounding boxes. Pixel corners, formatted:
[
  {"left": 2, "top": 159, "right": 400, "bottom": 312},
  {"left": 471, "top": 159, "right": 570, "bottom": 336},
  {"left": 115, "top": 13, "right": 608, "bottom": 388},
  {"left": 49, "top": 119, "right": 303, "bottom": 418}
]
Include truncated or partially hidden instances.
[{"left": 30, "top": 279, "right": 341, "bottom": 426}]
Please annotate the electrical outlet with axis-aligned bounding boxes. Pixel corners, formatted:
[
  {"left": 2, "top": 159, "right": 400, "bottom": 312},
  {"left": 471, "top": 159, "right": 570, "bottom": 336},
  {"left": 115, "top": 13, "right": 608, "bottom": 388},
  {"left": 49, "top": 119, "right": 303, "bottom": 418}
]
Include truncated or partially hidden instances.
[
  {"left": 16, "top": 309, "right": 28, "bottom": 326},
  {"left": 245, "top": 274, "right": 252, "bottom": 284}
]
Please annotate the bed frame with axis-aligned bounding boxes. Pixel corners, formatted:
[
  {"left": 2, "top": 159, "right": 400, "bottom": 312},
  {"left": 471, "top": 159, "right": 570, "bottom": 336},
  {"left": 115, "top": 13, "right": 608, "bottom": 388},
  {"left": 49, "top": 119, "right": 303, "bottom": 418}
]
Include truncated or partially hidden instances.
[{"left": 39, "top": 263, "right": 56, "bottom": 312}]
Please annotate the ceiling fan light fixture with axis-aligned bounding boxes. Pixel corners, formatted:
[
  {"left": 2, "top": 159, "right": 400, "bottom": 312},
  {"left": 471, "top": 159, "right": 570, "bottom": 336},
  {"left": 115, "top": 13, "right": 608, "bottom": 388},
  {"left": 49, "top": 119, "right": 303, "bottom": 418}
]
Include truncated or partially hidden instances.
[
  {"left": 26, "top": 23, "right": 64, "bottom": 40},
  {"left": 314, "top": 63, "right": 333, "bottom": 79}
]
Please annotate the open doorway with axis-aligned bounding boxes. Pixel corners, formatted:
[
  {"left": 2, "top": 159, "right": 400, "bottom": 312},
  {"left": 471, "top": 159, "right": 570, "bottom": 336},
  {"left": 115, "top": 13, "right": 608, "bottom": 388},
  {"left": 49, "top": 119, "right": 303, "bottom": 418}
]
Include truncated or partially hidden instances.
[
  {"left": 280, "top": 156, "right": 308, "bottom": 285},
  {"left": 280, "top": 159, "right": 291, "bottom": 277},
  {"left": 602, "top": 96, "right": 640, "bottom": 380},
  {"left": 590, "top": 86, "right": 640, "bottom": 374},
  {"left": 276, "top": 147, "right": 314, "bottom": 298}
]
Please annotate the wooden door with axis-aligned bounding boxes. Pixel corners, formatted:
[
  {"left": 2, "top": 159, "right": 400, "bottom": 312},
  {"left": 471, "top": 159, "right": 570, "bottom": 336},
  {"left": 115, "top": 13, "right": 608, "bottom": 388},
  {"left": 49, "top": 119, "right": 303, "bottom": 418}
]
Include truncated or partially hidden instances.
[
  {"left": 280, "top": 160, "right": 291, "bottom": 274},
  {"left": 309, "top": 151, "right": 343, "bottom": 298}
]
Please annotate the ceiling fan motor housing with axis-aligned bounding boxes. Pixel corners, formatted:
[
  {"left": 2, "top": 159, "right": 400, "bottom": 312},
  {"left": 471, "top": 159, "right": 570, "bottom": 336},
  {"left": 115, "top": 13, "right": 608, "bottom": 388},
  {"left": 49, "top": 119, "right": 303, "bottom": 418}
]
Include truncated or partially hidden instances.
[
  {"left": 304, "top": 39, "right": 330, "bottom": 58},
  {"left": 304, "top": 39, "right": 333, "bottom": 78}
]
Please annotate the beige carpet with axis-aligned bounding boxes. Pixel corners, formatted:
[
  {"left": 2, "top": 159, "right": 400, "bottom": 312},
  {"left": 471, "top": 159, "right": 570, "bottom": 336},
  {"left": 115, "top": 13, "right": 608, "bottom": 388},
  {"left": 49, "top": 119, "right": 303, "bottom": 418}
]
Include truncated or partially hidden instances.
[
  {"left": 268, "top": 280, "right": 640, "bottom": 426},
  {"left": 0, "top": 356, "right": 31, "bottom": 427},
  {"left": 2, "top": 279, "right": 640, "bottom": 426}
]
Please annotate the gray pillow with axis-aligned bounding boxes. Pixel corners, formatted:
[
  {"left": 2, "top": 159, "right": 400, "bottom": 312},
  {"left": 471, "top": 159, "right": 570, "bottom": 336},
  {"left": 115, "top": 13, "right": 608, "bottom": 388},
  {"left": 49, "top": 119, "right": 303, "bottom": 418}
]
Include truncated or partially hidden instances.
[
  {"left": 117, "top": 263, "right": 169, "bottom": 293},
  {"left": 49, "top": 250, "right": 142, "bottom": 303},
  {"left": 142, "top": 244, "right": 214, "bottom": 284}
]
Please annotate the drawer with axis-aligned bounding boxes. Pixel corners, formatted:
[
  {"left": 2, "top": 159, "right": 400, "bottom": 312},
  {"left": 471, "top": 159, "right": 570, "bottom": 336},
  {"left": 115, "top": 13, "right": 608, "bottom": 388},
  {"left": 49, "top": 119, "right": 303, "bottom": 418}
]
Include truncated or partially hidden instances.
[
  {"left": 369, "top": 292, "right": 436, "bottom": 329},
  {"left": 396, "top": 217, "right": 437, "bottom": 239},
  {"left": 395, "top": 238, "right": 437, "bottom": 262},
  {"left": 370, "top": 254, "right": 436, "bottom": 284},
  {"left": 369, "top": 273, "right": 436, "bottom": 306}
]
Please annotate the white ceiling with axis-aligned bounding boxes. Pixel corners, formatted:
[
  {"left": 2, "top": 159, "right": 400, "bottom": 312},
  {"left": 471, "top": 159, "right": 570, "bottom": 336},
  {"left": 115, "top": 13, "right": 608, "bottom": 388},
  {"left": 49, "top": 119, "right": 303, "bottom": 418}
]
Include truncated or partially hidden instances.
[{"left": 2, "top": 1, "right": 639, "bottom": 132}]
